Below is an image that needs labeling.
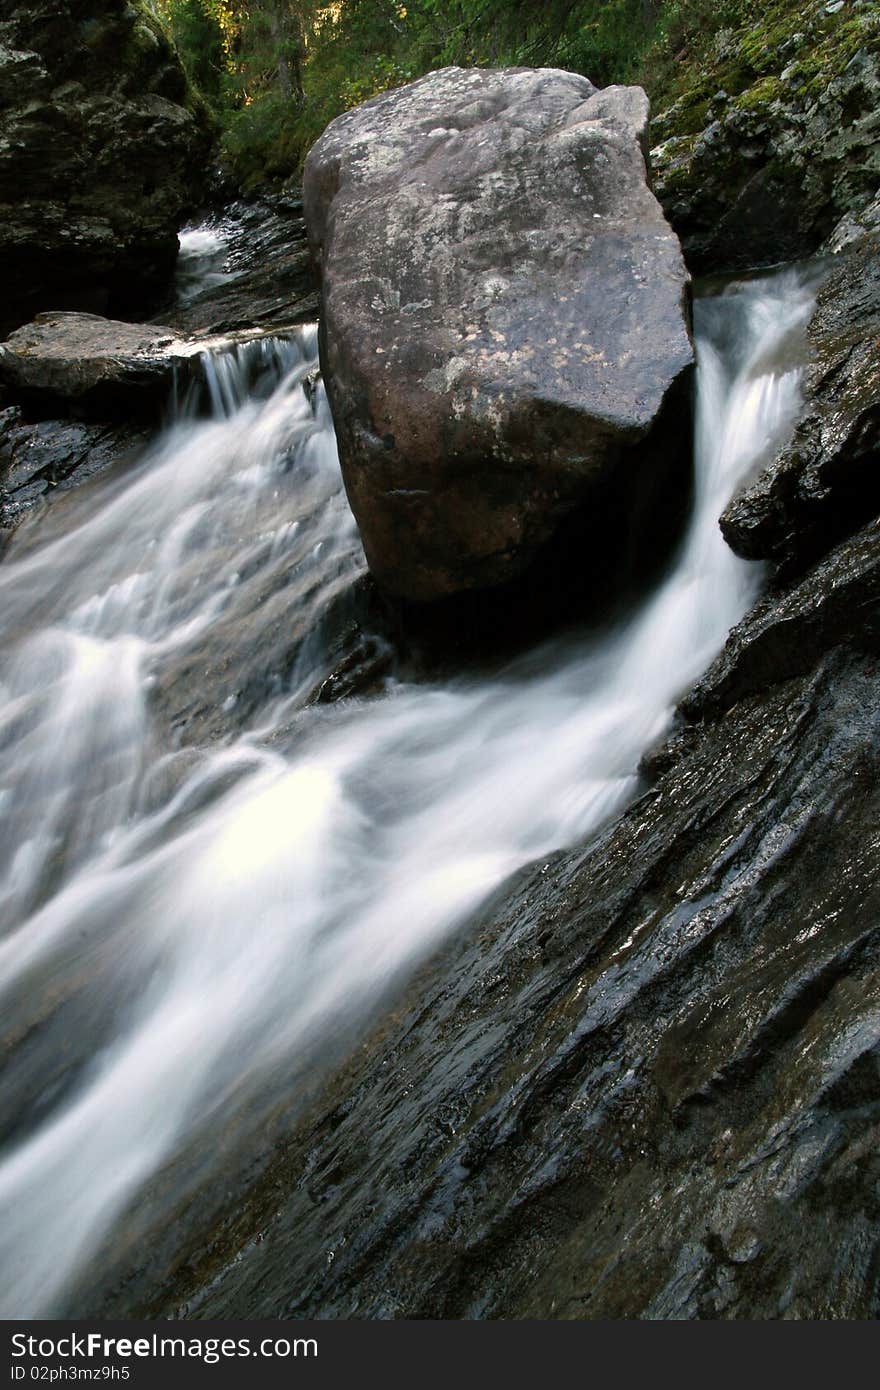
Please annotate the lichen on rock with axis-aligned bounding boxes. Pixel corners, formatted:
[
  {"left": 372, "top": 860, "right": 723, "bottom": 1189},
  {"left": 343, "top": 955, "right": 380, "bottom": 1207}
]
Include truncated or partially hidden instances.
[{"left": 304, "top": 66, "right": 694, "bottom": 608}]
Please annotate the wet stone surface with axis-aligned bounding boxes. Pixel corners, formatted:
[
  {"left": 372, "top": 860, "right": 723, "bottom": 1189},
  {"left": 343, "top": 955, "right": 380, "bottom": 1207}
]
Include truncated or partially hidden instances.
[
  {"left": 86, "top": 637, "right": 880, "bottom": 1320},
  {"left": 159, "top": 195, "right": 319, "bottom": 341},
  {"left": 0, "top": 312, "right": 203, "bottom": 417},
  {"left": 0, "top": 405, "right": 148, "bottom": 531}
]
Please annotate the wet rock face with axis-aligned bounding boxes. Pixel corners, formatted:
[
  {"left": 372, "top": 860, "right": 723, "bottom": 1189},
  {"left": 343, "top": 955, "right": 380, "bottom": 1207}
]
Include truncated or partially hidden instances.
[
  {"left": 0, "top": 312, "right": 204, "bottom": 417},
  {"left": 0, "top": 306, "right": 184, "bottom": 526},
  {"left": 720, "top": 224, "right": 880, "bottom": 574},
  {"left": 112, "top": 525, "right": 880, "bottom": 1322},
  {"left": 304, "top": 67, "right": 693, "bottom": 605},
  {"left": 0, "top": 406, "right": 148, "bottom": 529},
  {"left": 160, "top": 196, "right": 319, "bottom": 341},
  {"left": 0, "top": 1, "right": 211, "bottom": 335},
  {"left": 683, "top": 518, "right": 880, "bottom": 720},
  {"left": 0, "top": 192, "right": 323, "bottom": 533}
]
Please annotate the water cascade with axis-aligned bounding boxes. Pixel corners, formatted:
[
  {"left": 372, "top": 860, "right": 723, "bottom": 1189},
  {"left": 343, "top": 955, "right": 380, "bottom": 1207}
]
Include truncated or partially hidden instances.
[{"left": 0, "top": 267, "right": 817, "bottom": 1316}]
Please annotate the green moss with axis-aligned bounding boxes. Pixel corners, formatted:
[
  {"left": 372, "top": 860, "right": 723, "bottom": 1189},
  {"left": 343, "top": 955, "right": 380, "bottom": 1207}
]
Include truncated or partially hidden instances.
[
  {"left": 645, "top": 0, "right": 880, "bottom": 142},
  {"left": 656, "top": 140, "right": 701, "bottom": 191},
  {"left": 131, "top": 1, "right": 217, "bottom": 131},
  {"left": 733, "top": 74, "right": 784, "bottom": 113},
  {"left": 658, "top": 87, "right": 713, "bottom": 137},
  {"left": 712, "top": 61, "right": 755, "bottom": 99},
  {"left": 789, "top": 15, "right": 880, "bottom": 99},
  {"left": 131, "top": 6, "right": 172, "bottom": 55}
]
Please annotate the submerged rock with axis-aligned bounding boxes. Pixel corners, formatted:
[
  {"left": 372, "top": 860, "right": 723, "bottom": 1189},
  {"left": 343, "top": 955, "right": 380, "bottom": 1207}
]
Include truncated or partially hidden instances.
[
  {"left": 0, "top": 0, "right": 211, "bottom": 334},
  {"left": 304, "top": 67, "right": 693, "bottom": 605},
  {"left": 720, "top": 226, "right": 880, "bottom": 573},
  {"left": 0, "top": 313, "right": 203, "bottom": 417}
]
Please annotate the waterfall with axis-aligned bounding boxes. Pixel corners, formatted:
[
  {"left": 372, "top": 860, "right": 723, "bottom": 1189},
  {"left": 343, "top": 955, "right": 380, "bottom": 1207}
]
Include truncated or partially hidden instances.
[{"left": 0, "top": 266, "right": 817, "bottom": 1317}]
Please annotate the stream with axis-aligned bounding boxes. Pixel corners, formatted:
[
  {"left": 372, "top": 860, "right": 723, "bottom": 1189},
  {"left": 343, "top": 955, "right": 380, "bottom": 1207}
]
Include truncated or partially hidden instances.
[{"left": 0, "top": 262, "right": 816, "bottom": 1316}]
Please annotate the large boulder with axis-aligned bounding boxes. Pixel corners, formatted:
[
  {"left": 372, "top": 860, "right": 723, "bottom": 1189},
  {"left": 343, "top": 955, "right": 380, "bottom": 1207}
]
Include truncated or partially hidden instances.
[
  {"left": 0, "top": 1, "right": 212, "bottom": 335},
  {"left": 720, "top": 211, "right": 880, "bottom": 575},
  {"left": 304, "top": 67, "right": 693, "bottom": 605}
]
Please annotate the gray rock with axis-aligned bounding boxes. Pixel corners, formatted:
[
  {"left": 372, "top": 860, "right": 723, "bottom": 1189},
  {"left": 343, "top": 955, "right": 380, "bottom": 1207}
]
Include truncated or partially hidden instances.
[
  {"left": 304, "top": 67, "right": 693, "bottom": 604},
  {"left": 0, "top": 42, "right": 48, "bottom": 103},
  {"left": 720, "top": 229, "right": 880, "bottom": 572},
  {"left": 0, "top": 312, "right": 204, "bottom": 415},
  {"left": 682, "top": 519, "right": 880, "bottom": 719},
  {"left": 90, "top": 537, "right": 880, "bottom": 1319},
  {"left": 159, "top": 196, "right": 319, "bottom": 340},
  {"left": 823, "top": 189, "right": 880, "bottom": 253}
]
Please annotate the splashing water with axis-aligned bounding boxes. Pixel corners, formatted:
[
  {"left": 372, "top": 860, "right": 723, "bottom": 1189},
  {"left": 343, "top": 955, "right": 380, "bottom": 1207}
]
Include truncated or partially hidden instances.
[
  {"left": 175, "top": 225, "right": 237, "bottom": 304},
  {"left": 0, "top": 268, "right": 817, "bottom": 1316}
]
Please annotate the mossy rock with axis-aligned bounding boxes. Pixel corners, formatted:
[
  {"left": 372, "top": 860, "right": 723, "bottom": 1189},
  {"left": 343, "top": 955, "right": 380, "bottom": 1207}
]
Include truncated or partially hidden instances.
[
  {"left": 733, "top": 75, "right": 785, "bottom": 113},
  {"left": 649, "top": 1, "right": 880, "bottom": 271}
]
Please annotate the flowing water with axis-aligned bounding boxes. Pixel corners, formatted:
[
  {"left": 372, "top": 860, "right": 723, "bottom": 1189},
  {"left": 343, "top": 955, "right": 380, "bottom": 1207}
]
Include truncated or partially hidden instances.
[
  {"left": 175, "top": 225, "right": 237, "bottom": 304},
  {"left": 0, "top": 267, "right": 817, "bottom": 1316}
]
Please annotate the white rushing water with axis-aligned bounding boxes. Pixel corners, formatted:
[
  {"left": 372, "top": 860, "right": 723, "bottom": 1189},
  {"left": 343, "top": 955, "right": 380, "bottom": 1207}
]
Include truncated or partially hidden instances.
[
  {"left": 0, "top": 268, "right": 816, "bottom": 1316},
  {"left": 175, "top": 225, "right": 237, "bottom": 303}
]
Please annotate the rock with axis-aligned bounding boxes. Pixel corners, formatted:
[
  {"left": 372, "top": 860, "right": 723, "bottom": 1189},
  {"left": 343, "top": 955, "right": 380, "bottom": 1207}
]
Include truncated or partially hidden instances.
[
  {"left": 303, "top": 67, "right": 693, "bottom": 605},
  {"left": 720, "top": 227, "right": 880, "bottom": 572},
  {"left": 650, "top": 7, "right": 880, "bottom": 271},
  {"left": 823, "top": 188, "right": 880, "bottom": 254},
  {"left": 0, "top": 1, "right": 212, "bottom": 335},
  {"left": 681, "top": 519, "right": 880, "bottom": 720},
  {"left": 0, "top": 312, "right": 205, "bottom": 417},
  {"left": 94, "top": 601, "right": 880, "bottom": 1319},
  {"left": 148, "top": 571, "right": 398, "bottom": 750},
  {"left": 69, "top": 440, "right": 880, "bottom": 1322},
  {"left": 0, "top": 405, "right": 148, "bottom": 529}
]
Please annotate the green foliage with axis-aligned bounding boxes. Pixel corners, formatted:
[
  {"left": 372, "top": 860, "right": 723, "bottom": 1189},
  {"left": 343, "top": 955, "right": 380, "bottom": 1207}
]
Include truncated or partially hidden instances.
[
  {"left": 377, "top": 1, "right": 664, "bottom": 87},
  {"left": 148, "top": 0, "right": 237, "bottom": 114},
  {"left": 220, "top": 0, "right": 674, "bottom": 182},
  {"left": 222, "top": 92, "right": 295, "bottom": 182},
  {"left": 146, "top": 1, "right": 877, "bottom": 190},
  {"left": 169, "top": 0, "right": 229, "bottom": 108}
]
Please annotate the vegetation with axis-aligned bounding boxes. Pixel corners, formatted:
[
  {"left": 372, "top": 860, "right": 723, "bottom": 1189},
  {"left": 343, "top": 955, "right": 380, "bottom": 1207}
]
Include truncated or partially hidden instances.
[
  {"left": 146, "top": 1, "right": 879, "bottom": 188},
  {"left": 648, "top": 0, "right": 879, "bottom": 142}
]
